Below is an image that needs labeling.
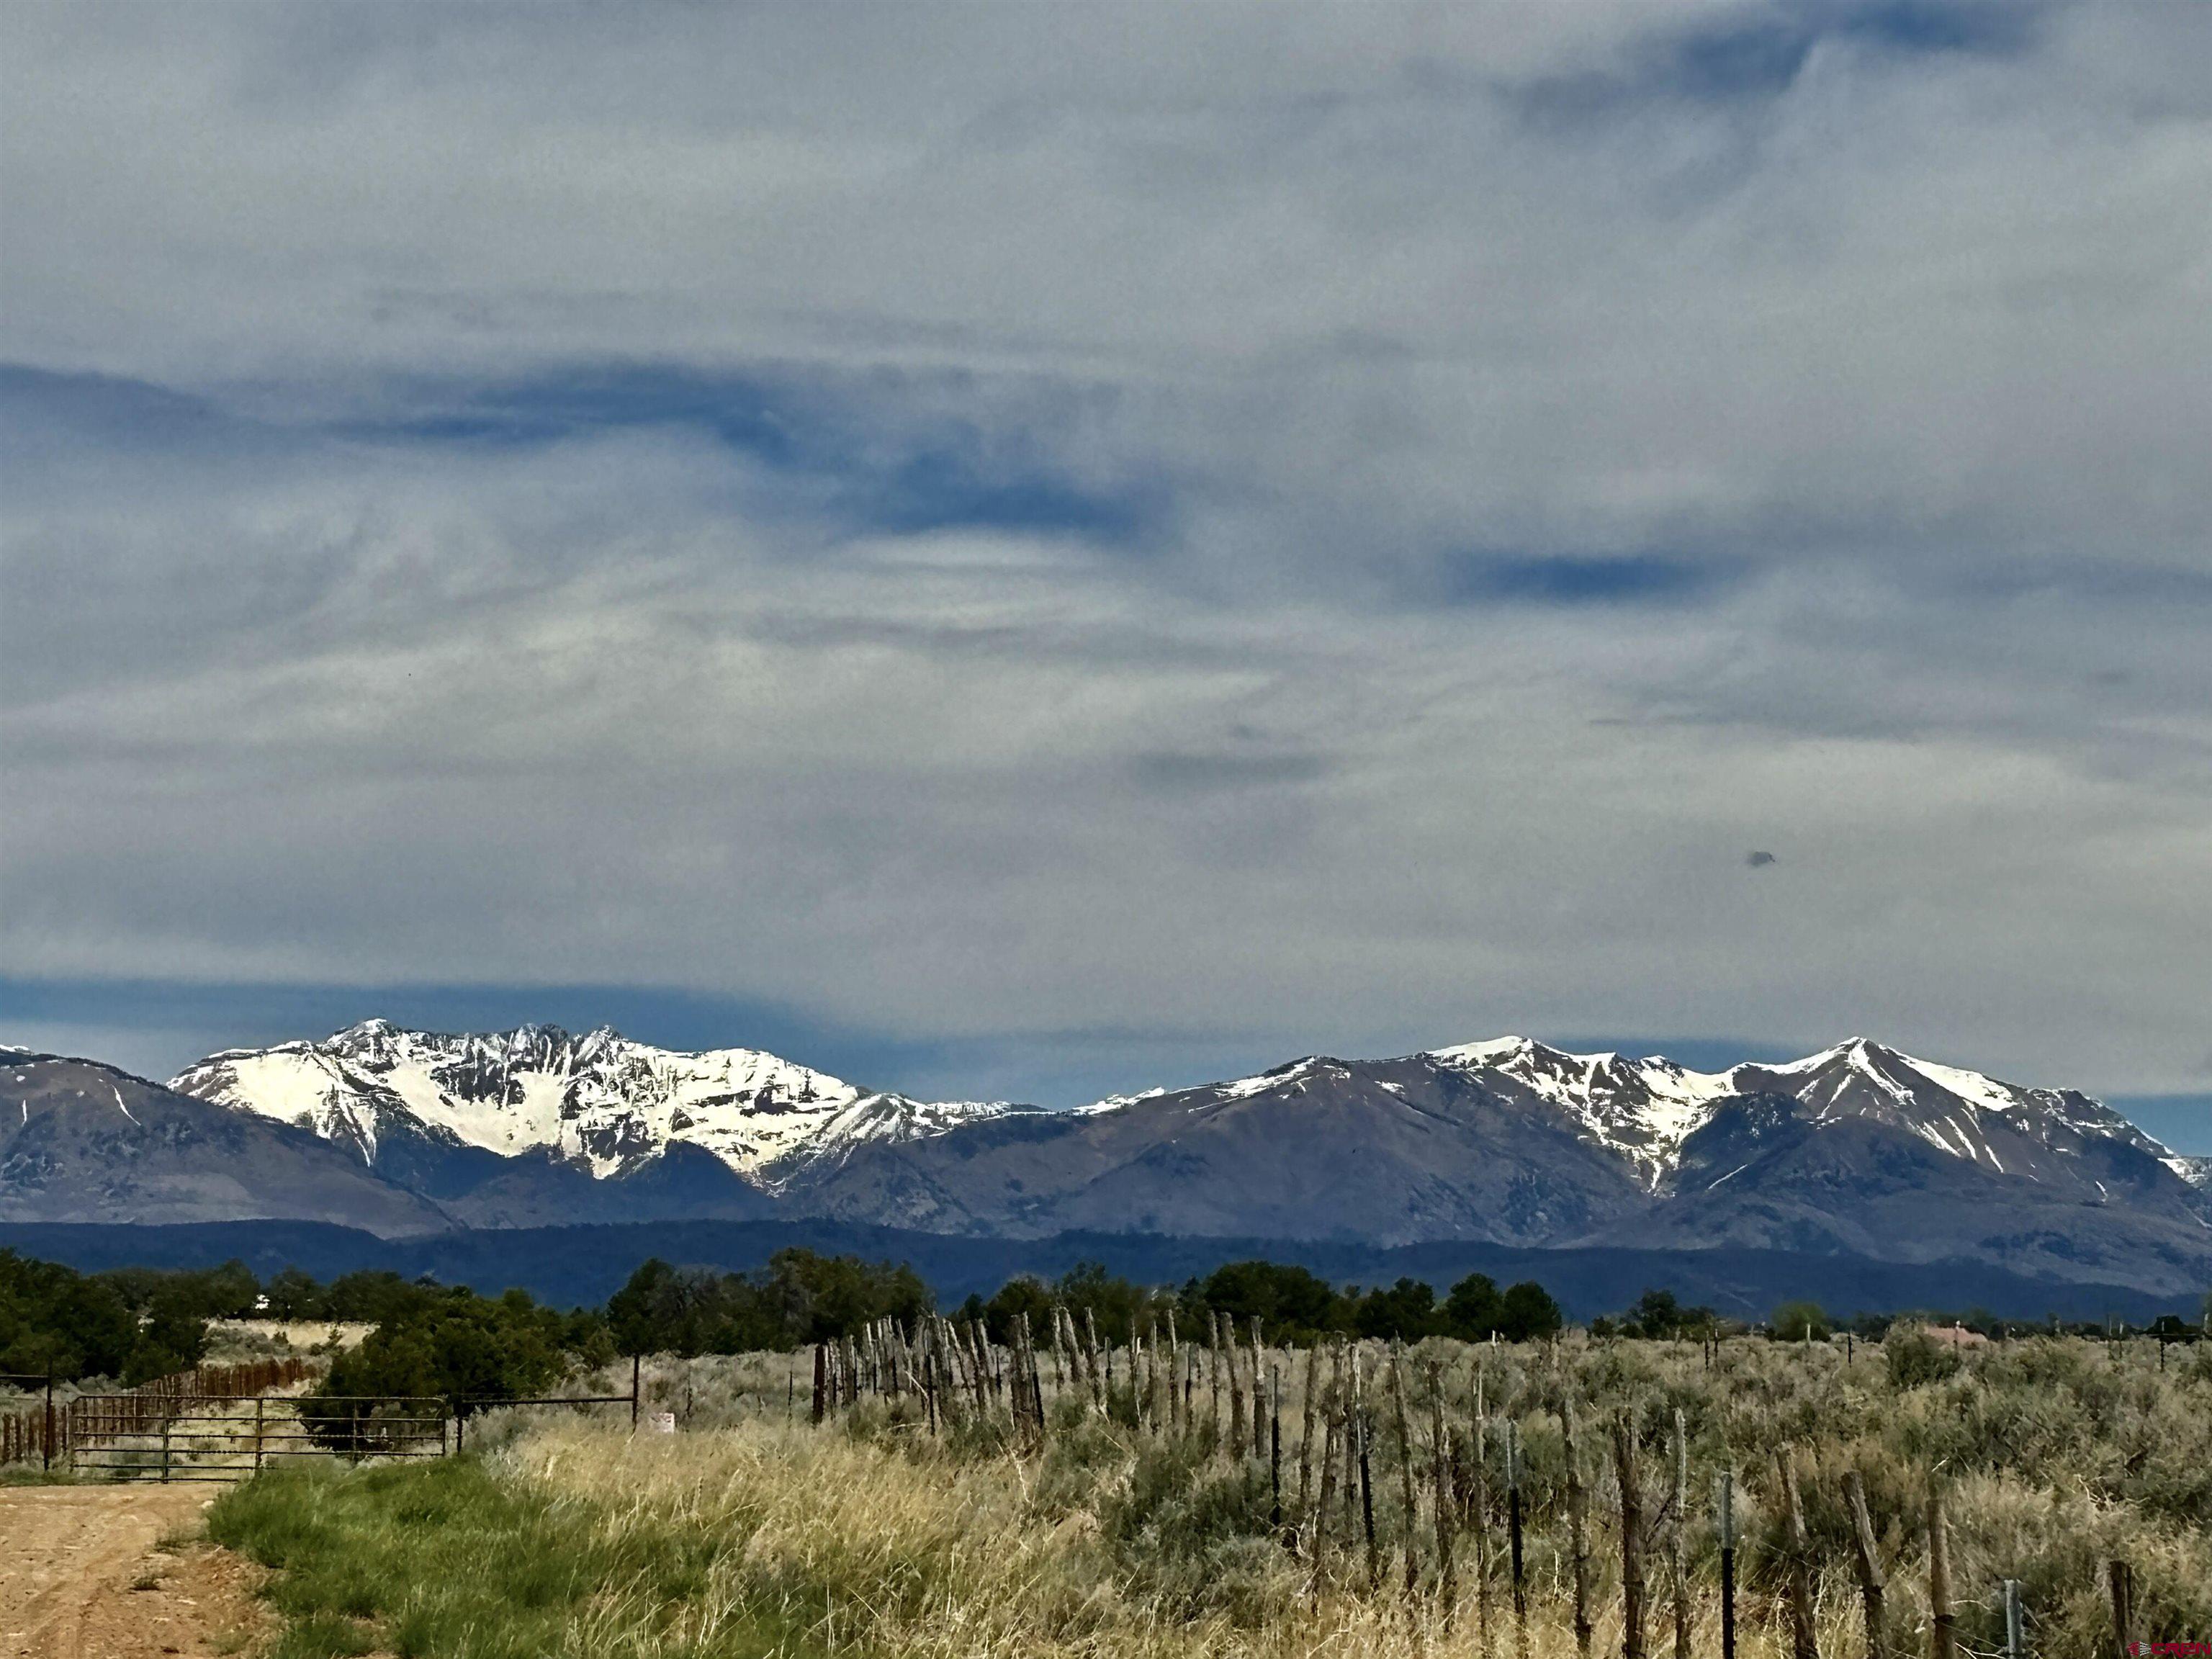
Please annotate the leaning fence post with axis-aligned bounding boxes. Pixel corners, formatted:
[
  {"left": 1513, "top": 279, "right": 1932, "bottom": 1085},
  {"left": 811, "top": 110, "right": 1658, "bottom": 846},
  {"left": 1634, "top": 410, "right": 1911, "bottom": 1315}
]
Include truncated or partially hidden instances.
[
  {"left": 1777, "top": 1451, "right": 1818, "bottom": 1659},
  {"left": 1845, "top": 1470, "right": 1889, "bottom": 1659}
]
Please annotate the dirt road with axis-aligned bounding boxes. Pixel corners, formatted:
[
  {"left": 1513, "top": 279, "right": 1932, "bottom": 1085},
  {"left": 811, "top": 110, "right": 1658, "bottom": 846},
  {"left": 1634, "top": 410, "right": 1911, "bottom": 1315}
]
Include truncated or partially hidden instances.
[{"left": 0, "top": 1486, "right": 264, "bottom": 1659}]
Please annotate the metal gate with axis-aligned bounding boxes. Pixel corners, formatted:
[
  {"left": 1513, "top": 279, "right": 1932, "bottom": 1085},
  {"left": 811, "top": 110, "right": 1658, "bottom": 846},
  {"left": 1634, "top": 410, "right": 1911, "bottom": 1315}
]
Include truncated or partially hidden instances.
[{"left": 68, "top": 1393, "right": 450, "bottom": 1483}]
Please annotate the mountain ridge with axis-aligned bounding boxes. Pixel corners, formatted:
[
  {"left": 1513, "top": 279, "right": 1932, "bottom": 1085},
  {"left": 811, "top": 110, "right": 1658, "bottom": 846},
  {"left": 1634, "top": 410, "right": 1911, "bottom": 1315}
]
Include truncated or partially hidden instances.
[{"left": 6, "top": 1025, "right": 2203, "bottom": 1295}]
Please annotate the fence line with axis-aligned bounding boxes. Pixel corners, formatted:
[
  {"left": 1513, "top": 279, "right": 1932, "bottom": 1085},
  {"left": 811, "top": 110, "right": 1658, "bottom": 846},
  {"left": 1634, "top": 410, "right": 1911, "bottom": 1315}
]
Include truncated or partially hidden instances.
[{"left": 1, "top": 1354, "right": 319, "bottom": 1470}]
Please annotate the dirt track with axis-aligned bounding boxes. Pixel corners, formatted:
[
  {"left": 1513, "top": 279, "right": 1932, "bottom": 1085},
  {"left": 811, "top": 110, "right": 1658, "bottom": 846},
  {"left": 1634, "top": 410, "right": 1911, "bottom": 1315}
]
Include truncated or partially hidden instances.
[{"left": 0, "top": 1486, "right": 265, "bottom": 1659}]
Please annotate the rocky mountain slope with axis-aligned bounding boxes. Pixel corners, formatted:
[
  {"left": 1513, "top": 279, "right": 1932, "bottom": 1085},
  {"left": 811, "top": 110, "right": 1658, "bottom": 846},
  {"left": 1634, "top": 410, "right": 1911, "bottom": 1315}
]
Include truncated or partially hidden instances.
[
  {"left": 78, "top": 1023, "right": 2212, "bottom": 1295},
  {"left": 1, "top": 1048, "right": 449, "bottom": 1236},
  {"left": 784, "top": 1037, "right": 2212, "bottom": 1291}
]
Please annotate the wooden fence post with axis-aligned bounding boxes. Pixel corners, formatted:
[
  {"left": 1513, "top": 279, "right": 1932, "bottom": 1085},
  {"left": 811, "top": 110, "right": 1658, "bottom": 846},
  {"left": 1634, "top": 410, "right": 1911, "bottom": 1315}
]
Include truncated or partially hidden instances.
[
  {"left": 1229, "top": 1315, "right": 1248, "bottom": 1457},
  {"left": 1845, "top": 1470, "right": 1890, "bottom": 1659},
  {"left": 2108, "top": 1560, "right": 2134, "bottom": 1653},
  {"left": 1309, "top": 1393, "right": 1344, "bottom": 1599},
  {"left": 1560, "top": 1398, "right": 1592, "bottom": 1657},
  {"left": 1391, "top": 1345, "right": 1420, "bottom": 1596},
  {"left": 1270, "top": 1363, "right": 1284, "bottom": 1534},
  {"left": 811, "top": 1342, "right": 827, "bottom": 1426},
  {"left": 1429, "top": 1361, "right": 1457, "bottom": 1619},
  {"left": 1617, "top": 1412, "right": 1646, "bottom": 1659},
  {"left": 1929, "top": 1493, "right": 1956, "bottom": 1659},
  {"left": 1777, "top": 1451, "right": 1818, "bottom": 1659},
  {"left": 1672, "top": 1409, "right": 1691, "bottom": 1659},
  {"left": 1508, "top": 1418, "right": 1527, "bottom": 1646},
  {"left": 1717, "top": 1470, "right": 1737, "bottom": 1659},
  {"left": 1298, "top": 1342, "right": 1321, "bottom": 1515},
  {"left": 1354, "top": 1347, "right": 1379, "bottom": 1591},
  {"left": 1472, "top": 1400, "right": 1493, "bottom": 1651}
]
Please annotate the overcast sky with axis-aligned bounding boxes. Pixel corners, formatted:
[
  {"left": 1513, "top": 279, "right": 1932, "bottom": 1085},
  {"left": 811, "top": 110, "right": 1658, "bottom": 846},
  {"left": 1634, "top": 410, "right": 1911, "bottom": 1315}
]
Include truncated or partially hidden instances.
[{"left": 3, "top": 4, "right": 2208, "bottom": 1142}]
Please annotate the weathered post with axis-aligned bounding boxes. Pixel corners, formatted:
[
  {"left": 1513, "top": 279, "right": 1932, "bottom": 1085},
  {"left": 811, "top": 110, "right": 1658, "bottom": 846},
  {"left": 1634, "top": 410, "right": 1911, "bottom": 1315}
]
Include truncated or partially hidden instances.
[
  {"left": 1310, "top": 1395, "right": 1344, "bottom": 1598},
  {"left": 2108, "top": 1560, "right": 2134, "bottom": 1653},
  {"left": 1508, "top": 1418, "right": 1527, "bottom": 1649},
  {"left": 254, "top": 1395, "right": 266, "bottom": 1474},
  {"left": 1298, "top": 1341, "right": 1321, "bottom": 1514},
  {"left": 1777, "top": 1452, "right": 1818, "bottom": 1659},
  {"left": 811, "top": 1342, "right": 827, "bottom": 1426},
  {"left": 1391, "top": 1345, "right": 1420, "bottom": 1596},
  {"left": 1617, "top": 1412, "right": 1646, "bottom": 1659},
  {"left": 1429, "top": 1362, "right": 1457, "bottom": 1619},
  {"left": 1717, "top": 1470, "right": 1737, "bottom": 1659},
  {"left": 1472, "top": 1401, "right": 1494, "bottom": 1651},
  {"left": 2002, "top": 1579, "right": 2023, "bottom": 1659},
  {"left": 1560, "top": 1399, "right": 1592, "bottom": 1657},
  {"left": 1844, "top": 1470, "right": 1889, "bottom": 1659},
  {"left": 1671, "top": 1409, "right": 1691, "bottom": 1659},
  {"left": 631, "top": 1354, "right": 642, "bottom": 1430},
  {"left": 1355, "top": 1347, "right": 1379, "bottom": 1591},
  {"left": 43, "top": 1364, "right": 55, "bottom": 1473},
  {"left": 1270, "top": 1362, "right": 1284, "bottom": 1534},
  {"left": 1229, "top": 1315, "right": 1249, "bottom": 1456},
  {"left": 1929, "top": 1493, "right": 1956, "bottom": 1659}
]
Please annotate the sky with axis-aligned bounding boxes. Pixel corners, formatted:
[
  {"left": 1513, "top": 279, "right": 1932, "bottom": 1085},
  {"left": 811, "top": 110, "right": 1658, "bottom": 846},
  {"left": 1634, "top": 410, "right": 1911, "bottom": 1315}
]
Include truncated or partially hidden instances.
[{"left": 2, "top": 3, "right": 2209, "bottom": 1148}]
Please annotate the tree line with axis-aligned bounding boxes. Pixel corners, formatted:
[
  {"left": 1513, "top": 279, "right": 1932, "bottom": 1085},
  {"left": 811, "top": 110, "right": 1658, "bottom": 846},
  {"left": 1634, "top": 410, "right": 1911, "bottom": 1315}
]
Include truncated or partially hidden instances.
[{"left": 11, "top": 1244, "right": 2195, "bottom": 1406}]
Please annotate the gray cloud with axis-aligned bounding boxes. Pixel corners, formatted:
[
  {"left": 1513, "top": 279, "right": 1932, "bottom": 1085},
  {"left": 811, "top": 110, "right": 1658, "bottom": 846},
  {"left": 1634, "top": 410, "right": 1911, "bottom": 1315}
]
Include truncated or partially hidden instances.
[{"left": 3, "top": 4, "right": 2210, "bottom": 1099}]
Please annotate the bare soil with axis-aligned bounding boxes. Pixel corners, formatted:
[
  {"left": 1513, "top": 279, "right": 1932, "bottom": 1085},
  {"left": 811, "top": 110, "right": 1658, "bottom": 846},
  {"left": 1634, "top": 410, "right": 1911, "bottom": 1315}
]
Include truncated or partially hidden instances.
[{"left": 0, "top": 1486, "right": 267, "bottom": 1659}]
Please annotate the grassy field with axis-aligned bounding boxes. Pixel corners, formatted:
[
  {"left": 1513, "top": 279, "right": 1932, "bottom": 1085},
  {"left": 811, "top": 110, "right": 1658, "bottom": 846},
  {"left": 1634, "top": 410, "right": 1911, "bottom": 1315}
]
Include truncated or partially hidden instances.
[{"left": 204, "top": 1332, "right": 2212, "bottom": 1659}]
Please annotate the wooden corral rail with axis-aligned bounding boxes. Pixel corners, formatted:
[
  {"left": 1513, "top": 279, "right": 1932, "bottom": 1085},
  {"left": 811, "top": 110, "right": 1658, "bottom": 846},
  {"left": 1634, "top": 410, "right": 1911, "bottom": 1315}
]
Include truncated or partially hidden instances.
[{"left": 1, "top": 1354, "right": 320, "bottom": 1470}]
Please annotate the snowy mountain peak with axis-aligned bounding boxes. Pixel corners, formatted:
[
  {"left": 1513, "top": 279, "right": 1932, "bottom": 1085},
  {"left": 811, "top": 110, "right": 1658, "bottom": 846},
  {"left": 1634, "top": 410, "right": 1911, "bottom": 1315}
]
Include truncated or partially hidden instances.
[
  {"left": 171, "top": 1022, "right": 1020, "bottom": 1183},
  {"left": 1416, "top": 1035, "right": 2185, "bottom": 1193},
  {"left": 1428, "top": 1037, "right": 1736, "bottom": 1187}
]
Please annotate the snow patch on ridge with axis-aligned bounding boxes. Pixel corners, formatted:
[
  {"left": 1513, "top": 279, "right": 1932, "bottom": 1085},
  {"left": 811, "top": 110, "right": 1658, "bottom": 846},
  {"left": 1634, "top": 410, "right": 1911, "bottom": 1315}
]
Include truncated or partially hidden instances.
[{"left": 172, "top": 1022, "right": 1021, "bottom": 1182}]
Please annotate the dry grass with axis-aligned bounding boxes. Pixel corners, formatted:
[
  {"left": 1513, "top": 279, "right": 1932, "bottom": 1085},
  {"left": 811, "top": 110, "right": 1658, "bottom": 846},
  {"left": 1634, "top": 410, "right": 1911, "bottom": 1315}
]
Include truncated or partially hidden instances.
[{"left": 215, "top": 1334, "right": 2212, "bottom": 1658}]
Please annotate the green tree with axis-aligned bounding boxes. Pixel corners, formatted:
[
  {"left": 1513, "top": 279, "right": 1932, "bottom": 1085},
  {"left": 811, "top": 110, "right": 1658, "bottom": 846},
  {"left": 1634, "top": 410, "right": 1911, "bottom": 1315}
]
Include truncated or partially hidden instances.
[
  {"left": 1496, "top": 1281, "right": 1564, "bottom": 1341},
  {"left": 1352, "top": 1277, "right": 1439, "bottom": 1341},
  {"left": 1442, "top": 1272, "right": 1505, "bottom": 1339},
  {"left": 1192, "top": 1260, "right": 1345, "bottom": 1341},
  {"left": 1770, "top": 1300, "right": 1833, "bottom": 1341}
]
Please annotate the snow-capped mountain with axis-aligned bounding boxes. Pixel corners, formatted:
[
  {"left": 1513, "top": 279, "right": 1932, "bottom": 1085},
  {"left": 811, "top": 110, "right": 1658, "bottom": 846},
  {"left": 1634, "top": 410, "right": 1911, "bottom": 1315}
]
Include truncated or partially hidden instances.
[
  {"left": 1424, "top": 1035, "right": 2181, "bottom": 1195},
  {"left": 19, "top": 1021, "right": 2210, "bottom": 1295},
  {"left": 170, "top": 1020, "right": 1022, "bottom": 1184},
  {"left": 775, "top": 1033, "right": 2208, "bottom": 1291}
]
